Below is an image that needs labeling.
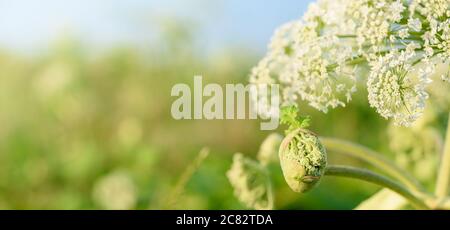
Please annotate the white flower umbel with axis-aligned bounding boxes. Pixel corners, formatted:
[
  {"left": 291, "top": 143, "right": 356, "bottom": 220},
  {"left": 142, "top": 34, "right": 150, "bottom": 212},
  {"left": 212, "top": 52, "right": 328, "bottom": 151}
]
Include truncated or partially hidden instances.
[
  {"left": 367, "top": 49, "right": 433, "bottom": 126},
  {"left": 251, "top": 0, "right": 450, "bottom": 126},
  {"left": 250, "top": 0, "right": 359, "bottom": 113}
]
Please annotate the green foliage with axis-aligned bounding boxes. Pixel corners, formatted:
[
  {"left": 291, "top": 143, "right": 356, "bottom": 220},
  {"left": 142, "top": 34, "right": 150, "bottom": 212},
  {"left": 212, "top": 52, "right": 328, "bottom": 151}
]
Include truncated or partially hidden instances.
[{"left": 280, "top": 106, "right": 311, "bottom": 134}]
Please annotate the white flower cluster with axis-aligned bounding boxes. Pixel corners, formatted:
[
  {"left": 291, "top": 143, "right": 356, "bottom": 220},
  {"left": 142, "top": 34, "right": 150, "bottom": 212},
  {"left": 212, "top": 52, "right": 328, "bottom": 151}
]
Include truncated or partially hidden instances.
[
  {"left": 92, "top": 171, "right": 137, "bottom": 210},
  {"left": 257, "top": 133, "right": 283, "bottom": 166},
  {"left": 367, "top": 49, "right": 432, "bottom": 126},
  {"left": 226, "top": 154, "right": 273, "bottom": 210},
  {"left": 251, "top": 0, "right": 450, "bottom": 126}
]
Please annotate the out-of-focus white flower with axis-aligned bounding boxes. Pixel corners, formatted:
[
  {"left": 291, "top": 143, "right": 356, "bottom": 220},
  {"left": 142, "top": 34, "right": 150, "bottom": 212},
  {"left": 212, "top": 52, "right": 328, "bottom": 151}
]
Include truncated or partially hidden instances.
[
  {"left": 257, "top": 133, "right": 283, "bottom": 166},
  {"left": 227, "top": 154, "right": 274, "bottom": 210},
  {"left": 34, "top": 61, "right": 74, "bottom": 98},
  {"left": 429, "top": 62, "right": 450, "bottom": 111},
  {"left": 388, "top": 108, "right": 443, "bottom": 182},
  {"left": 92, "top": 171, "right": 137, "bottom": 210}
]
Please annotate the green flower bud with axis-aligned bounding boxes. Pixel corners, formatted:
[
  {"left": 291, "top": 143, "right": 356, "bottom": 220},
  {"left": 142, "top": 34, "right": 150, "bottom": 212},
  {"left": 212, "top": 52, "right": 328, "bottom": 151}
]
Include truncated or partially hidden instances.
[
  {"left": 279, "top": 129, "right": 327, "bottom": 193},
  {"left": 257, "top": 133, "right": 283, "bottom": 166},
  {"left": 227, "top": 154, "right": 274, "bottom": 210}
]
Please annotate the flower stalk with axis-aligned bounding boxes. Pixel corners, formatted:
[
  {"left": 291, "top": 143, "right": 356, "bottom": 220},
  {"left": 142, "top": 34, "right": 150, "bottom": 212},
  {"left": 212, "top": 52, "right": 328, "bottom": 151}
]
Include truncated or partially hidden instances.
[
  {"left": 320, "top": 137, "right": 425, "bottom": 193},
  {"left": 435, "top": 113, "right": 450, "bottom": 198},
  {"left": 325, "top": 165, "right": 429, "bottom": 210}
]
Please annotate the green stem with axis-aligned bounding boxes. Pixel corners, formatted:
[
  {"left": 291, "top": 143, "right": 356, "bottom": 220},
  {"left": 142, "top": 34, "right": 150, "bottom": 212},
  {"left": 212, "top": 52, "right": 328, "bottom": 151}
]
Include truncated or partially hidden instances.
[
  {"left": 436, "top": 114, "right": 450, "bottom": 198},
  {"left": 320, "top": 137, "right": 426, "bottom": 193},
  {"left": 165, "top": 148, "right": 210, "bottom": 208},
  {"left": 325, "top": 165, "right": 429, "bottom": 210},
  {"left": 337, "top": 34, "right": 357, "bottom": 38},
  {"left": 412, "top": 50, "right": 443, "bottom": 66},
  {"left": 326, "top": 56, "right": 366, "bottom": 71}
]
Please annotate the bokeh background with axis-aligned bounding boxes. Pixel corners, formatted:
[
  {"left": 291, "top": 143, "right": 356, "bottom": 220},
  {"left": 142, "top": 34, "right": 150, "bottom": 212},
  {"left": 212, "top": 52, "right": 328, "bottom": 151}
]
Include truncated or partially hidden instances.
[{"left": 0, "top": 0, "right": 445, "bottom": 210}]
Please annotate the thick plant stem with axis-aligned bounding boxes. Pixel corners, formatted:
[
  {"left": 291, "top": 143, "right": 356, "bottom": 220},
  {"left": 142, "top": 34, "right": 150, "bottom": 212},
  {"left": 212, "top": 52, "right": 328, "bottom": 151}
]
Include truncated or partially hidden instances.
[
  {"left": 436, "top": 114, "right": 450, "bottom": 198},
  {"left": 320, "top": 137, "right": 425, "bottom": 193},
  {"left": 325, "top": 165, "right": 429, "bottom": 210}
]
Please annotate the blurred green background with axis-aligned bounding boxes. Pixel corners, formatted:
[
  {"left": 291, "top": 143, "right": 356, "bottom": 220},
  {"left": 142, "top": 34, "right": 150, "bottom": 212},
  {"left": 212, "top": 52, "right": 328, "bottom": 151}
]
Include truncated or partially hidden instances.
[{"left": 0, "top": 0, "right": 445, "bottom": 210}]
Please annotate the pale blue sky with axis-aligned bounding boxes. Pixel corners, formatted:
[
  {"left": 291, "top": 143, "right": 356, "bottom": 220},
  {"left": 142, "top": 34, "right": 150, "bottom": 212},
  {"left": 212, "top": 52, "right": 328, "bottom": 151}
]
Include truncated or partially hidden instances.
[{"left": 0, "top": 0, "right": 313, "bottom": 52}]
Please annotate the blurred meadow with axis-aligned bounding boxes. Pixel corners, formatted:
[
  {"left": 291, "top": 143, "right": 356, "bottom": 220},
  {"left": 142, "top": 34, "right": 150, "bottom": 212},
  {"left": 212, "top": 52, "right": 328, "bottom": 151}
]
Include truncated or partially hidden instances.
[{"left": 0, "top": 0, "right": 447, "bottom": 210}]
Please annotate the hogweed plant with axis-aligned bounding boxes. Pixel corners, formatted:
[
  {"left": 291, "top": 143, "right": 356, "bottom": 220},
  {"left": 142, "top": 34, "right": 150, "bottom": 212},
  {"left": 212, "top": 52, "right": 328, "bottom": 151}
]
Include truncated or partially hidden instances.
[{"left": 227, "top": 0, "right": 450, "bottom": 210}]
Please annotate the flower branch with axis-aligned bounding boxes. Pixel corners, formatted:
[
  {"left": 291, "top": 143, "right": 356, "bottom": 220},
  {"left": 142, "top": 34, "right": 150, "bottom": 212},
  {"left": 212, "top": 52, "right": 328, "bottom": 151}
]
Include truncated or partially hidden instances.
[{"left": 324, "top": 165, "right": 429, "bottom": 210}]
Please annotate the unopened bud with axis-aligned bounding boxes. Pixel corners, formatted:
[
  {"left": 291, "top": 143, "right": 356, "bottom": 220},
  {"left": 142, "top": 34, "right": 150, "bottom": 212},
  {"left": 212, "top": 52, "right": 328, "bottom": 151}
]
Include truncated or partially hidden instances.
[{"left": 279, "top": 129, "right": 327, "bottom": 193}]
